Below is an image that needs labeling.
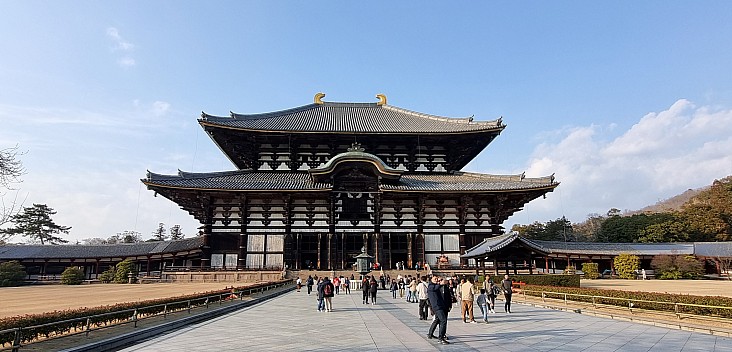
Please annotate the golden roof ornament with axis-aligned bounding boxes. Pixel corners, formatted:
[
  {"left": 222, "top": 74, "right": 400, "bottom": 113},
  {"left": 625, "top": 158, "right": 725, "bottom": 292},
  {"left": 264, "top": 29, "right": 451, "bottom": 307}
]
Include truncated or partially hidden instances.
[
  {"left": 314, "top": 92, "right": 326, "bottom": 105},
  {"left": 376, "top": 93, "right": 387, "bottom": 106}
]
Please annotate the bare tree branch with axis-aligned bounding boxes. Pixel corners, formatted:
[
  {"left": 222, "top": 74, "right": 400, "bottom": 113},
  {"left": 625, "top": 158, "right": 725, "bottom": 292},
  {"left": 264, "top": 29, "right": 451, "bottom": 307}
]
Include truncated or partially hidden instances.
[{"left": 0, "top": 145, "right": 26, "bottom": 189}]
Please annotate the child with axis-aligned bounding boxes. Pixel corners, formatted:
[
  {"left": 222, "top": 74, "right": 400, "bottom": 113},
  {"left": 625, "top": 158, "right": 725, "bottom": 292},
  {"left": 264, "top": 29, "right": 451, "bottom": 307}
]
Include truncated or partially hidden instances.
[{"left": 476, "top": 288, "right": 489, "bottom": 323}]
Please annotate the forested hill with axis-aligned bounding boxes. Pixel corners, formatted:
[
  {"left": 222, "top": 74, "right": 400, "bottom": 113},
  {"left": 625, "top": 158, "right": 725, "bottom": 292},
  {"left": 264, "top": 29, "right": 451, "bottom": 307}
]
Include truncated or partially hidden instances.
[{"left": 626, "top": 188, "right": 705, "bottom": 215}]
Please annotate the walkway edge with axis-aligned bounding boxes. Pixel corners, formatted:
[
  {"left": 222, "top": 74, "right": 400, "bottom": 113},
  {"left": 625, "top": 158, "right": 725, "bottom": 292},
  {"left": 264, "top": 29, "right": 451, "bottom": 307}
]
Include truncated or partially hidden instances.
[{"left": 57, "top": 286, "right": 293, "bottom": 352}]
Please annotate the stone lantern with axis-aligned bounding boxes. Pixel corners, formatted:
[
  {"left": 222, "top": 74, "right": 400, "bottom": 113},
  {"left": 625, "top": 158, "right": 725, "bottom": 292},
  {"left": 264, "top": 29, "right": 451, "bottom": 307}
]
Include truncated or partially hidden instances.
[{"left": 355, "top": 246, "right": 373, "bottom": 278}]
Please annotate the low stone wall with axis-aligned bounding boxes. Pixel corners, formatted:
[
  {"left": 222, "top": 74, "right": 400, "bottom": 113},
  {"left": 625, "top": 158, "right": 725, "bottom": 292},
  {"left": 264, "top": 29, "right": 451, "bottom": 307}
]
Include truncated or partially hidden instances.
[{"left": 162, "top": 271, "right": 283, "bottom": 283}]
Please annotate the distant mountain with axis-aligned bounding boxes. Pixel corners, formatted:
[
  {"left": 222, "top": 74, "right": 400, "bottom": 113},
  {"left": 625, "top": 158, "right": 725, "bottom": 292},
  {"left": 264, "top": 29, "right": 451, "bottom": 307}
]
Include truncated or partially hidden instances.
[{"left": 626, "top": 187, "right": 706, "bottom": 215}]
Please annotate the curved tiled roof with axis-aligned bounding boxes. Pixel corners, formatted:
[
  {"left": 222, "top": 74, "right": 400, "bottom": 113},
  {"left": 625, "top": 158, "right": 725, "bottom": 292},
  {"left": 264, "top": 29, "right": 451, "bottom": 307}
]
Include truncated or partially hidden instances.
[
  {"left": 0, "top": 237, "right": 204, "bottom": 260},
  {"left": 143, "top": 170, "right": 558, "bottom": 193},
  {"left": 461, "top": 235, "right": 732, "bottom": 258},
  {"left": 199, "top": 102, "right": 504, "bottom": 134}
]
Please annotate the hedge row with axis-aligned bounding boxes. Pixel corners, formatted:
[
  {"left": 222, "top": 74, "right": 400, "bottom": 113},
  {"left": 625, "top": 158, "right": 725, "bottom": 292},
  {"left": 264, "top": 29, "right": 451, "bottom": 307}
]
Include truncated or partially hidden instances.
[
  {"left": 511, "top": 274, "right": 581, "bottom": 287},
  {"left": 521, "top": 284, "right": 732, "bottom": 318},
  {"left": 0, "top": 280, "right": 288, "bottom": 347}
]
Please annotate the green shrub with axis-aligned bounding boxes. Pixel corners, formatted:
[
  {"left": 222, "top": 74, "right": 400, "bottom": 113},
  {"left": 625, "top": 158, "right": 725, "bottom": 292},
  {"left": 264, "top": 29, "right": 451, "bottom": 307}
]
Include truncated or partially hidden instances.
[
  {"left": 60, "top": 267, "right": 85, "bottom": 285},
  {"left": 0, "top": 261, "right": 26, "bottom": 287},
  {"left": 613, "top": 253, "right": 640, "bottom": 279},
  {"left": 581, "top": 262, "right": 600, "bottom": 279},
  {"left": 522, "top": 284, "right": 732, "bottom": 319},
  {"left": 509, "top": 274, "right": 580, "bottom": 287},
  {"left": 652, "top": 255, "right": 704, "bottom": 280},
  {"left": 114, "top": 260, "right": 136, "bottom": 283},
  {"left": 99, "top": 266, "right": 116, "bottom": 283}
]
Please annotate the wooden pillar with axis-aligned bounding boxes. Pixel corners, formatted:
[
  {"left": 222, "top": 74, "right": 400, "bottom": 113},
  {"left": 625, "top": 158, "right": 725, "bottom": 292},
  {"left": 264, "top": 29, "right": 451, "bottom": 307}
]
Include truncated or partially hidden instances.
[
  {"left": 388, "top": 233, "right": 393, "bottom": 269},
  {"left": 545, "top": 257, "right": 549, "bottom": 273},
  {"left": 327, "top": 233, "right": 333, "bottom": 270},
  {"left": 317, "top": 233, "right": 322, "bottom": 270},
  {"left": 95, "top": 259, "right": 100, "bottom": 279},
  {"left": 146, "top": 256, "right": 151, "bottom": 276},
  {"left": 407, "top": 233, "right": 413, "bottom": 268}
]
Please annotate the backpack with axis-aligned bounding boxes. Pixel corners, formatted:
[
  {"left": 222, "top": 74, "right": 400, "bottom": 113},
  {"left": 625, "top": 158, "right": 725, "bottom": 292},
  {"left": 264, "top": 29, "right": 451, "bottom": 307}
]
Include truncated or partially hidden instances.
[
  {"left": 307, "top": 278, "right": 314, "bottom": 286},
  {"left": 323, "top": 283, "right": 333, "bottom": 296},
  {"left": 492, "top": 285, "right": 501, "bottom": 296}
]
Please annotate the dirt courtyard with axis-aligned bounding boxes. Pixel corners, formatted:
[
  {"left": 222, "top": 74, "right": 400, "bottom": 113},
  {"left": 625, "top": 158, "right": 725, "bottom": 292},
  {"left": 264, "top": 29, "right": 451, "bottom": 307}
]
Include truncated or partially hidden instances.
[{"left": 0, "top": 282, "right": 251, "bottom": 318}]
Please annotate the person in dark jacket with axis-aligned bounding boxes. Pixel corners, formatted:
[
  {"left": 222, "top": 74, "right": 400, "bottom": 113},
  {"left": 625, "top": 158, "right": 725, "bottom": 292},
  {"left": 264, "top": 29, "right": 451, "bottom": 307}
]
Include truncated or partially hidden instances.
[
  {"left": 501, "top": 274, "right": 513, "bottom": 313},
  {"left": 321, "top": 277, "right": 335, "bottom": 312},
  {"left": 306, "top": 275, "right": 314, "bottom": 295},
  {"left": 369, "top": 277, "right": 379, "bottom": 305},
  {"left": 316, "top": 278, "right": 325, "bottom": 312},
  {"left": 427, "top": 275, "right": 450, "bottom": 345},
  {"left": 362, "top": 276, "right": 371, "bottom": 304}
]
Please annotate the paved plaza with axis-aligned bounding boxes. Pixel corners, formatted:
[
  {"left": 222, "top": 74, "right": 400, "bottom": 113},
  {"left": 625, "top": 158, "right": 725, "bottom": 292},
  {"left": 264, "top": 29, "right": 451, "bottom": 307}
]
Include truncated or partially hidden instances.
[{"left": 120, "top": 288, "right": 732, "bottom": 352}]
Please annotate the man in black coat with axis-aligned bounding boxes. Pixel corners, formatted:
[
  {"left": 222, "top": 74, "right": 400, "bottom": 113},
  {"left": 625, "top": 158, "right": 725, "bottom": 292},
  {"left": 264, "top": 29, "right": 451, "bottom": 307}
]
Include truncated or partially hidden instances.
[{"left": 427, "top": 275, "right": 450, "bottom": 345}]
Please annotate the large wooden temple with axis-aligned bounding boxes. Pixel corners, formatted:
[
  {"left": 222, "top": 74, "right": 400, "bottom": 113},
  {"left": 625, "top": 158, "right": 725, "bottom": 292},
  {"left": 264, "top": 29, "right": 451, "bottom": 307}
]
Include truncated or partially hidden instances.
[{"left": 142, "top": 94, "right": 559, "bottom": 270}]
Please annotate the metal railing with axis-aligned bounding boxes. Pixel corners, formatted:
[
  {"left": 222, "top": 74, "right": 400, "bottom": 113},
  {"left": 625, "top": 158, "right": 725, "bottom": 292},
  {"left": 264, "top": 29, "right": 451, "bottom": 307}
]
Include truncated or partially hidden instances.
[
  {"left": 0, "top": 281, "right": 292, "bottom": 352},
  {"left": 519, "top": 288, "right": 732, "bottom": 321}
]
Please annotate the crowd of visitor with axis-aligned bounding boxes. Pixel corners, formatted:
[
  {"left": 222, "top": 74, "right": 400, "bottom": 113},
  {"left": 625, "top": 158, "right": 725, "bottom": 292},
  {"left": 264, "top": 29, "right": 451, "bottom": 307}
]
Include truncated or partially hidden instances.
[{"left": 296, "top": 270, "right": 516, "bottom": 346}]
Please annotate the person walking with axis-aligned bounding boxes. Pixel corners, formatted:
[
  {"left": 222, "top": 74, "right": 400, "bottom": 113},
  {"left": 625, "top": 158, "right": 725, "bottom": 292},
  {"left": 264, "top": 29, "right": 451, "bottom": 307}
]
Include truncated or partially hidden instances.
[
  {"left": 333, "top": 276, "right": 340, "bottom": 295},
  {"left": 343, "top": 277, "right": 350, "bottom": 294},
  {"left": 390, "top": 279, "right": 398, "bottom": 299},
  {"left": 501, "top": 274, "right": 513, "bottom": 313},
  {"left": 460, "top": 277, "right": 477, "bottom": 323},
  {"left": 416, "top": 275, "right": 429, "bottom": 320},
  {"left": 409, "top": 277, "right": 418, "bottom": 303},
  {"left": 362, "top": 276, "right": 371, "bottom": 304},
  {"left": 398, "top": 278, "right": 405, "bottom": 298},
  {"left": 296, "top": 277, "right": 302, "bottom": 292},
  {"left": 476, "top": 288, "right": 489, "bottom": 323},
  {"left": 306, "top": 275, "right": 314, "bottom": 295},
  {"left": 369, "top": 277, "right": 379, "bottom": 305},
  {"left": 487, "top": 281, "right": 498, "bottom": 313},
  {"left": 316, "top": 278, "right": 325, "bottom": 312},
  {"left": 427, "top": 276, "right": 450, "bottom": 345},
  {"left": 322, "top": 277, "right": 335, "bottom": 312}
]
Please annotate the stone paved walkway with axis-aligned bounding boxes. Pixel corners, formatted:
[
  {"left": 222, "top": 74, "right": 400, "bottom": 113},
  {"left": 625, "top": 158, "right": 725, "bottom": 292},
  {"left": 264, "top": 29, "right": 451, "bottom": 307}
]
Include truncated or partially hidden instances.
[{"left": 121, "top": 289, "right": 732, "bottom": 351}]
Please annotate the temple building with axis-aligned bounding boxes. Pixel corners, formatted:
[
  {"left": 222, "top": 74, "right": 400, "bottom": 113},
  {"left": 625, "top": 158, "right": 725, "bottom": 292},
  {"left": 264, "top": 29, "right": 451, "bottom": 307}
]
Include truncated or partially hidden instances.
[{"left": 142, "top": 94, "right": 559, "bottom": 270}]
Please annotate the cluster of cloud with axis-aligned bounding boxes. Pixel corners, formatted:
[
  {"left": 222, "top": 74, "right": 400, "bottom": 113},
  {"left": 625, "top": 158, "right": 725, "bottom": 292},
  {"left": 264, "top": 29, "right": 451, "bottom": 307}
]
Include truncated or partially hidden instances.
[
  {"left": 106, "top": 27, "right": 135, "bottom": 67},
  {"left": 522, "top": 99, "right": 732, "bottom": 224}
]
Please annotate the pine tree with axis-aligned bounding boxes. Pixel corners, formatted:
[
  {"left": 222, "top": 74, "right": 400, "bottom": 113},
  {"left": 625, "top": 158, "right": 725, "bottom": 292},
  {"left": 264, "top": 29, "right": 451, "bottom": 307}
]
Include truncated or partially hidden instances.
[
  {"left": 169, "top": 224, "right": 184, "bottom": 240},
  {"left": 0, "top": 204, "right": 70, "bottom": 244},
  {"left": 151, "top": 222, "right": 167, "bottom": 241}
]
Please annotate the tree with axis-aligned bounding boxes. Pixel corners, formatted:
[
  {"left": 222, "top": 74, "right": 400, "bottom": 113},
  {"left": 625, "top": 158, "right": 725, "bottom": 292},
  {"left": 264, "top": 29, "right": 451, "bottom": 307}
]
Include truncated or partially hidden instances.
[
  {"left": 82, "top": 237, "right": 108, "bottom": 245},
  {"left": 0, "top": 204, "right": 70, "bottom": 244},
  {"left": 114, "top": 259, "right": 137, "bottom": 283},
  {"left": 651, "top": 255, "right": 704, "bottom": 279},
  {"left": 613, "top": 253, "right": 640, "bottom": 279},
  {"left": 573, "top": 213, "right": 606, "bottom": 242},
  {"left": 1, "top": 145, "right": 26, "bottom": 228},
  {"left": 169, "top": 224, "right": 184, "bottom": 240},
  {"left": 0, "top": 261, "right": 26, "bottom": 287},
  {"left": 150, "top": 223, "right": 167, "bottom": 241},
  {"left": 110, "top": 230, "right": 142, "bottom": 244},
  {"left": 60, "top": 267, "right": 85, "bottom": 285}
]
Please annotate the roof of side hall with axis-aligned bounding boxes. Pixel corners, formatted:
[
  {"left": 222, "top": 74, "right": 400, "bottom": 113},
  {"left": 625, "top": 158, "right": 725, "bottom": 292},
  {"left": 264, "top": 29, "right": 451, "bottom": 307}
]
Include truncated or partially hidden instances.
[{"left": 199, "top": 102, "right": 504, "bottom": 134}]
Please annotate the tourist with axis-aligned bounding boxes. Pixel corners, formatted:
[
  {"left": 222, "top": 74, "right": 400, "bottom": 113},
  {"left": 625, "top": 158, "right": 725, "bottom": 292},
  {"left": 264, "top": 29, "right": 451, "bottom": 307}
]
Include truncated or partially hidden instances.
[
  {"left": 427, "top": 275, "right": 450, "bottom": 345},
  {"left": 322, "top": 277, "right": 335, "bottom": 312},
  {"left": 642, "top": 268, "right": 647, "bottom": 280},
  {"left": 501, "top": 274, "right": 513, "bottom": 313},
  {"left": 316, "top": 278, "right": 325, "bottom": 312},
  {"left": 296, "top": 277, "right": 302, "bottom": 292},
  {"left": 390, "top": 279, "right": 398, "bottom": 298},
  {"left": 460, "top": 277, "right": 477, "bottom": 323},
  {"left": 398, "top": 278, "right": 405, "bottom": 298},
  {"left": 476, "top": 288, "right": 488, "bottom": 323},
  {"left": 369, "top": 277, "right": 379, "bottom": 304},
  {"left": 306, "top": 275, "right": 314, "bottom": 295},
  {"left": 416, "top": 275, "right": 429, "bottom": 320},
  {"left": 333, "top": 276, "right": 340, "bottom": 295},
  {"left": 409, "top": 276, "right": 418, "bottom": 303},
  {"left": 343, "top": 277, "right": 350, "bottom": 294},
  {"left": 362, "top": 276, "right": 371, "bottom": 304},
  {"left": 379, "top": 275, "right": 386, "bottom": 290},
  {"left": 487, "top": 280, "right": 498, "bottom": 313}
]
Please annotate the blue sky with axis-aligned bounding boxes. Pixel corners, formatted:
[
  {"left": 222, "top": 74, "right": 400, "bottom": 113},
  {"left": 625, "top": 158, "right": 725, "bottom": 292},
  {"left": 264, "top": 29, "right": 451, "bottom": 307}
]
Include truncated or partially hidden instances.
[{"left": 2, "top": 2, "right": 732, "bottom": 242}]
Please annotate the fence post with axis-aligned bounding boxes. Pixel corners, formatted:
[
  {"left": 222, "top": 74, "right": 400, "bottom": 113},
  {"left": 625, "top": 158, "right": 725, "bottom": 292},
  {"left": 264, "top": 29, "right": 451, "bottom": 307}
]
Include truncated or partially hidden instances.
[
  {"left": 219, "top": 294, "right": 223, "bottom": 305},
  {"left": 187, "top": 300, "right": 192, "bottom": 314},
  {"left": 592, "top": 296, "right": 596, "bottom": 308},
  {"left": 133, "top": 309, "right": 139, "bottom": 328},
  {"left": 675, "top": 303, "right": 679, "bottom": 319},
  {"left": 85, "top": 317, "right": 92, "bottom": 337},
  {"left": 205, "top": 297, "right": 210, "bottom": 308},
  {"left": 163, "top": 304, "right": 168, "bottom": 319},
  {"left": 564, "top": 293, "right": 568, "bottom": 306},
  {"left": 542, "top": 292, "right": 545, "bottom": 302},
  {"left": 11, "top": 327, "right": 22, "bottom": 352}
]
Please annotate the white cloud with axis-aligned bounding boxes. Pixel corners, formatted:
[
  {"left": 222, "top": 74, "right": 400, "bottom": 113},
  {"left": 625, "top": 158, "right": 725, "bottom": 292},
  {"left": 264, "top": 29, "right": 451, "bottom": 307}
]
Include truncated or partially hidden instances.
[
  {"left": 519, "top": 99, "right": 732, "bottom": 224},
  {"left": 106, "top": 27, "right": 136, "bottom": 67},
  {"left": 152, "top": 101, "right": 171, "bottom": 116}
]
